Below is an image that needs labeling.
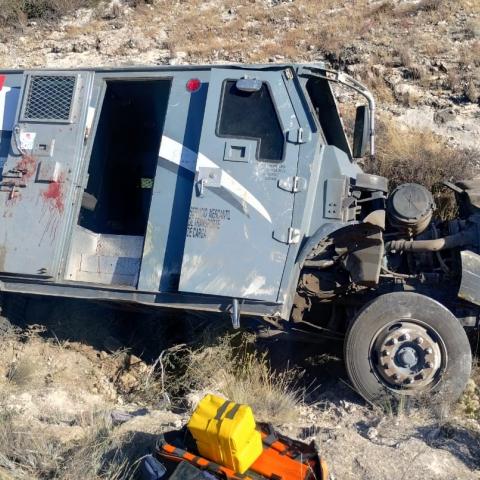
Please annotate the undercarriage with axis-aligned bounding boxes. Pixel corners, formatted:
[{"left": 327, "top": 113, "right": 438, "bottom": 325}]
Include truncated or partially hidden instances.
[{"left": 294, "top": 177, "right": 480, "bottom": 402}]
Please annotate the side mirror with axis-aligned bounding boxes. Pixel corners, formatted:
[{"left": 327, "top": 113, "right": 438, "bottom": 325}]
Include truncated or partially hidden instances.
[{"left": 353, "top": 105, "right": 370, "bottom": 158}]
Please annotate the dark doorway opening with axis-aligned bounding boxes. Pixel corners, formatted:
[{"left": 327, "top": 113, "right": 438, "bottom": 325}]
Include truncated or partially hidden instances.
[{"left": 79, "top": 79, "right": 171, "bottom": 235}]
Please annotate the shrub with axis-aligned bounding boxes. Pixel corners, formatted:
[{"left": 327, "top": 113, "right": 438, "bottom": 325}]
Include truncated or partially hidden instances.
[
  {"left": 0, "top": 0, "right": 101, "bottom": 25},
  {"left": 6, "top": 357, "right": 37, "bottom": 387},
  {"left": 459, "top": 363, "right": 480, "bottom": 420},
  {"left": 164, "top": 332, "right": 305, "bottom": 425},
  {"left": 365, "top": 116, "right": 477, "bottom": 219},
  {"left": 0, "top": 411, "right": 133, "bottom": 479}
]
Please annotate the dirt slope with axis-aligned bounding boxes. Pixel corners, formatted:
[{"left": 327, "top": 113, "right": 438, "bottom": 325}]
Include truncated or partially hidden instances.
[{"left": 0, "top": 312, "right": 479, "bottom": 479}]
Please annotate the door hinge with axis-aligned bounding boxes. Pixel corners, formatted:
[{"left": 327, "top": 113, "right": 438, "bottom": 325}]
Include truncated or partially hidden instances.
[
  {"left": 288, "top": 227, "right": 301, "bottom": 244},
  {"left": 273, "top": 227, "right": 301, "bottom": 244},
  {"left": 278, "top": 176, "right": 307, "bottom": 193},
  {"left": 284, "top": 68, "right": 294, "bottom": 80},
  {"left": 287, "top": 128, "right": 311, "bottom": 144},
  {"left": 324, "top": 177, "right": 348, "bottom": 220}
]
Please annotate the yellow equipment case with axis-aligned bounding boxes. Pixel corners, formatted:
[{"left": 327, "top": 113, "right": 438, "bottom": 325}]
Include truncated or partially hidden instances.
[{"left": 187, "top": 394, "right": 263, "bottom": 474}]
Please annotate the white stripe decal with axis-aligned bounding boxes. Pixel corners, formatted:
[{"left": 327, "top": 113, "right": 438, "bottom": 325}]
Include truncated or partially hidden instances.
[
  {"left": 197, "top": 152, "right": 272, "bottom": 223},
  {"left": 159, "top": 135, "right": 197, "bottom": 173},
  {"left": 159, "top": 136, "right": 272, "bottom": 223},
  {"left": 0, "top": 87, "right": 20, "bottom": 131}
]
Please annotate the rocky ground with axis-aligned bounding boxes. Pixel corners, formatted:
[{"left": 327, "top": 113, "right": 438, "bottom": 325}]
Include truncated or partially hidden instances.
[
  {"left": 0, "top": 301, "right": 479, "bottom": 479},
  {"left": 0, "top": 0, "right": 479, "bottom": 479}
]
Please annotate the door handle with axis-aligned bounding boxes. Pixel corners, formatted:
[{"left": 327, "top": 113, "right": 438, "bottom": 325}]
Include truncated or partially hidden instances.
[
  {"left": 196, "top": 167, "right": 222, "bottom": 197},
  {"left": 196, "top": 178, "right": 205, "bottom": 197}
]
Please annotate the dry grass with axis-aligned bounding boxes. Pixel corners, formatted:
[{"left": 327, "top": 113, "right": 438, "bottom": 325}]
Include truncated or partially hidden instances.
[
  {"left": 458, "top": 361, "right": 480, "bottom": 420},
  {"left": 0, "top": 0, "right": 102, "bottom": 25},
  {"left": 0, "top": 0, "right": 156, "bottom": 27},
  {"left": 6, "top": 357, "right": 37, "bottom": 387},
  {"left": 0, "top": 408, "right": 134, "bottom": 480},
  {"left": 365, "top": 116, "right": 477, "bottom": 219},
  {"left": 164, "top": 332, "right": 305, "bottom": 425},
  {"left": 0, "top": 328, "right": 134, "bottom": 479},
  {"left": 111, "top": 0, "right": 476, "bottom": 106},
  {"left": 466, "top": 19, "right": 480, "bottom": 40}
]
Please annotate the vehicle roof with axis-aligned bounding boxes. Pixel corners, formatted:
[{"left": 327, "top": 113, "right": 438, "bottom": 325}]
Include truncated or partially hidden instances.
[{"left": 0, "top": 61, "right": 327, "bottom": 75}]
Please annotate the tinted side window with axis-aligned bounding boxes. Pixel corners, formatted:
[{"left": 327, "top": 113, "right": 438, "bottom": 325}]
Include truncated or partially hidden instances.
[{"left": 217, "top": 80, "right": 284, "bottom": 162}]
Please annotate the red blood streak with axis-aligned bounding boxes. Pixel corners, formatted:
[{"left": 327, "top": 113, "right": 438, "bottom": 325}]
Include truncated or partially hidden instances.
[
  {"left": 16, "top": 155, "right": 36, "bottom": 179},
  {"left": 42, "top": 181, "right": 64, "bottom": 212}
]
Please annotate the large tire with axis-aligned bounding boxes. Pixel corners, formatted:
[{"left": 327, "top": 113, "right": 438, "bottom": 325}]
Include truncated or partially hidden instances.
[{"left": 344, "top": 292, "right": 472, "bottom": 405}]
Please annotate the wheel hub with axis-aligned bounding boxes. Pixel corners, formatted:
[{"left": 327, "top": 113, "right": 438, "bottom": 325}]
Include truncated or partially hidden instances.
[
  {"left": 373, "top": 321, "right": 444, "bottom": 390},
  {"left": 396, "top": 346, "right": 418, "bottom": 369}
]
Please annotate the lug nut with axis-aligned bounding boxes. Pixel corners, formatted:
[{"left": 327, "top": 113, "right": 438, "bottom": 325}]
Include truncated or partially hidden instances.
[
  {"left": 382, "top": 350, "right": 391, "bottom": 357},
  {"left": 414, "top": 337, "right": 424, "bottom": 345},
  {"left": 389, "top": 338, "right": 399, "bottom": 346},
  {"left": 416, "top": 373, "right": 425, "bottom": 380},
  {"left": 425, "top": 347, "right": 433, "bottom": 354},
  {"left": 425, "top": 362, "right": 433, "bottom": 369},
  {"left": 392, "top": 374, "right": 400, "bottom": 381},
  {"left": 400, "top": 333, "right": 411, "bottom": 341},
  {"left": 405, "top": 377, "right": 415, "bottom": 384}
]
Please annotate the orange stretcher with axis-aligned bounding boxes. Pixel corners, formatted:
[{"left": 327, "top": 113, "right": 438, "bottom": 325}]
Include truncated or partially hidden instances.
[{"left": 155, "top": 423, "right": 328, "bottom": 480}]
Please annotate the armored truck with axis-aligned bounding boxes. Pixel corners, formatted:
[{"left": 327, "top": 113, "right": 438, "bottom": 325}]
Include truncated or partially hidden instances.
[{"left": 0, "top": 63, "right": 476, "bottom": 404}]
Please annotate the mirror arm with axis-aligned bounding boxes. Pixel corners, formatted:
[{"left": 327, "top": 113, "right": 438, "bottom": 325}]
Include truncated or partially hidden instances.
[{"left": 301, "top": 68, "right": 376, "bottom": 158}]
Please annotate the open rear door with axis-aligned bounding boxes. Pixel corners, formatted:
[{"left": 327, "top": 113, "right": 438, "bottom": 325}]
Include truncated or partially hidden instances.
[
  {"left": 0, "top": 71, "right": 93, "bottom": 277},
  {"left": 179, "top": 68, "right": 309, "bottom": 302}
]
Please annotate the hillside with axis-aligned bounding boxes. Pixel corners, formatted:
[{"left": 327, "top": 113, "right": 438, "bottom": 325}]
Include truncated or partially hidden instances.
[{"left": 1, "top": 0, "right": 478, "bottom": 150}]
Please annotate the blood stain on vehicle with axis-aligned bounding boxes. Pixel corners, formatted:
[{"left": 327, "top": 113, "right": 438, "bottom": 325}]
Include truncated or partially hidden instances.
[{"left": 42, "top": 181, "right": 64, "bottom": 212}]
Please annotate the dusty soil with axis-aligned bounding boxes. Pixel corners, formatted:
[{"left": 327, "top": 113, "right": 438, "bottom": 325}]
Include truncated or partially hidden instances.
[{"left": 0, "top": 297, "right": 478, "bottom": 479}]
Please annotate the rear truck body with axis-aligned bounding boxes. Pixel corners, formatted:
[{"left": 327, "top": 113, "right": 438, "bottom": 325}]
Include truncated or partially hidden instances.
[{"left": 0, "top": 63, "right": 476, "bottom": 404}]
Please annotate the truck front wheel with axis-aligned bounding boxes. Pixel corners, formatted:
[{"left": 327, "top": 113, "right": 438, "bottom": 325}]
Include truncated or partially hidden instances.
[{"left": 344, "top": 292, "right": 472, "bottom": 405}]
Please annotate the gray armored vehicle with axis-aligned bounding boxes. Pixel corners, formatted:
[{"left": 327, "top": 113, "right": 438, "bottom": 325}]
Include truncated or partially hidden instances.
[{"left": 0, "top": 63, "right": 476, "bottom": 404}]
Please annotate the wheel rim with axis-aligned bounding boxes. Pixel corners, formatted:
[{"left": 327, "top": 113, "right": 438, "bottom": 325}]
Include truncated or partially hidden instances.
[{"left": 371, "top": 319, "right": 447, "bottom": 391}]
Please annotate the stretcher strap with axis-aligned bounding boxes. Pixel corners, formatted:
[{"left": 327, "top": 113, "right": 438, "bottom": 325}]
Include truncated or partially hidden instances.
[
  {"left": 262, "top": 424, "right": 277, "bottom": 448},
  {"left": 155, "top": 436, "right": 251, "bottom": 480}
]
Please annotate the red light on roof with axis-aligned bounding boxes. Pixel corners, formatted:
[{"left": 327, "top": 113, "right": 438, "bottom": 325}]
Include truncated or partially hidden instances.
[
  {"left": 0, "top": 75, "right": 6, "bottom": 91},
  {"left": 186, "top": 78, "right": 201, "bottom": 93}
]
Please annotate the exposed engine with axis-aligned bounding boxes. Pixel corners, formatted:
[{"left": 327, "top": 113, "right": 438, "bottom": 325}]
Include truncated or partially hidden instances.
[{"left": 296, "top": 175, "right": 480, "bottom": 330}]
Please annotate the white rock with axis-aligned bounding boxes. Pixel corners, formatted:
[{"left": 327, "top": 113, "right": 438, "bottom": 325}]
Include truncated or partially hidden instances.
[{"left": 366, "top": 427, "right": 378, "bottom": 440}]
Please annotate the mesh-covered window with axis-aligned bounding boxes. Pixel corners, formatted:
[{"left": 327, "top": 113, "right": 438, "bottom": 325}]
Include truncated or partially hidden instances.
[
  {"left": 217, "top": 80, "right": 284, "bottom": 162},
  {"left": 23, "top": 75, "right": 76, "bottom": 122}
]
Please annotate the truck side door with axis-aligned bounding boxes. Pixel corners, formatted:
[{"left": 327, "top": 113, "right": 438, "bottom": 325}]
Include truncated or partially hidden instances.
[
  {"left": 0, "top": 71, "right": 93, "bottom": 277},
  {"left": 179, "top": 68, "right": 309, "bottom": 302}
]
